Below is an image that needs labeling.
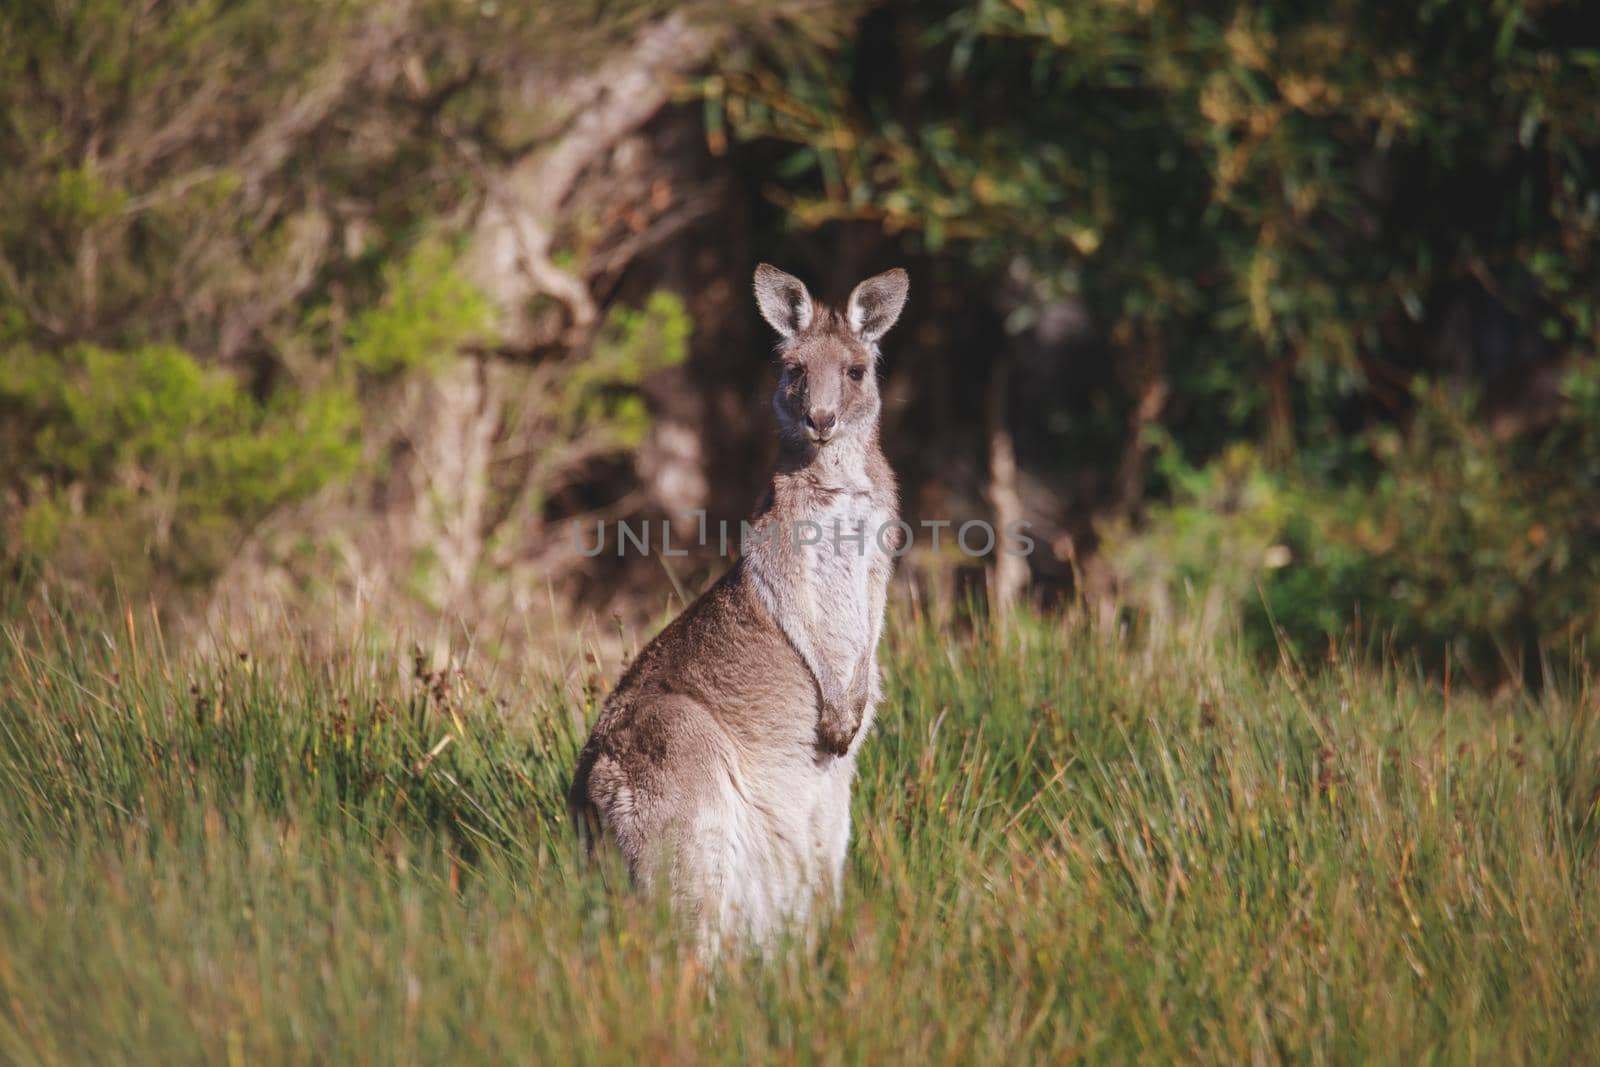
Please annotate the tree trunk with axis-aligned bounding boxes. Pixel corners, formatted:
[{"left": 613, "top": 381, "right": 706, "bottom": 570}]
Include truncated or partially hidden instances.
[
  {"left": 986, "top": 353, "right": 1028, "bottom": 622},
  {"left": 1112, "top": 330, "right": 1168, "bottom": 516}
]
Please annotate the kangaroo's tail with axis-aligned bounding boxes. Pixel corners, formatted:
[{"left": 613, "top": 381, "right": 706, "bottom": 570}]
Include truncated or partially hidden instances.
[{"left": 566, "top": 748, "right": 606, "bottom": 861}]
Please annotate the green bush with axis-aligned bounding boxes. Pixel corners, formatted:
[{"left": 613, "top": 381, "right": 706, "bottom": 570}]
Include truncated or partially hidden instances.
[
  {"left": 0, "top": 226, "right": 507, "bottom": 594},
  {"left": 1115, "top": 382, "right": 1600, "bottom": 680},
  {"left": 0, "top": 343, "right": 361, "bottom": 586},
  {"left": 566, "top": 290, "right": 692, "bottom": 448},
  {"left": 1101, "top": 442, "right": 1290, "bottom": 640},
  {"left": 1258, "top": 383, "right": 1600, "bottom": 679},
  {"left": 342, "top": 242, "right": 493, "bottom": 378}
]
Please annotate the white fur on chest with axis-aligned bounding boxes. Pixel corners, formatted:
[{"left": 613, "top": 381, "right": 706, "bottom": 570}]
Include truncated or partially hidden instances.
[{"left": 796, "top": 490, "right": 890, "bottom": 673}]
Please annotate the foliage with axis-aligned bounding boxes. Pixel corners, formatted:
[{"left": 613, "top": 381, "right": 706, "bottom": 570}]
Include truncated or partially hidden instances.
[
  {"left": 1100, "top": 442, "right": 1291, "bottom": 641},
  {"left": 718, "top": 0, "right": 1600, "bottom": 667},
  {"left": 341, "top": 242, "right": 493, "bottom": 378},
  {"left": 0, "top": 604, "right": 1595, "bottom": 1062},
  {"left": 0, "top": 343, "right": 361, "bottom": 587},
  {"left": 3, "top": 0, "right": 1597, "bottom": 660},
  {"left": 720, "top": 0, "right": 1600, "bottom": 455},
  {"left": 1258, "top": 384, "right": 1600, "bottom": 678},
  {"left": 1111, "top": 383, "right": 1600, "bottom": 679},
  {"left": 566, "top": 290, "right": 693, "bottom": 448},
  {"left": 0, "top": 0, "right": 703, "bottom": 599},
  {"left": 0, "top": 231, "right": 505, "bottom": 592},
  {"left": 0, "top": 0, "right": 688, "bottom": 363}
]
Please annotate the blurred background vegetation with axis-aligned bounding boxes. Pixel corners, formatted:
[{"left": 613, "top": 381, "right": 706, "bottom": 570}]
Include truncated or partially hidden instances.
[{"left": 2, "top": 0, "right": 1597, "bottom": 683}]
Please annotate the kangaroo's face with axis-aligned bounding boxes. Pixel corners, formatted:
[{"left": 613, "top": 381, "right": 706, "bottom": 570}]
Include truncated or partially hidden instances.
[
  {"left": 774, "top": 321, "right": 878, "bottom": 447},
  {"left": 754, "top": 265, "right": 909, "bottom": 450}
]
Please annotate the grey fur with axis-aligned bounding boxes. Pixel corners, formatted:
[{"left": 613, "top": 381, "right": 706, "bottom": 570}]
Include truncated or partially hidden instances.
[{"left": 569, "top": 265, "right": 909, "bottom": 950}]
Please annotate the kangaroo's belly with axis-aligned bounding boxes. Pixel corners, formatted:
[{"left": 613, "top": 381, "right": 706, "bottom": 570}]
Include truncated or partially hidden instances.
[{"left": 697, "top": 746, "right": 855, "bottom": 938}]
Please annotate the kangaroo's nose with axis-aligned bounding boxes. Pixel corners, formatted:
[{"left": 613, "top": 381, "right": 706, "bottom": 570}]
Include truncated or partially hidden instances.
[{"left": 805, "top": 410, "right": 837, "bottom": 437}]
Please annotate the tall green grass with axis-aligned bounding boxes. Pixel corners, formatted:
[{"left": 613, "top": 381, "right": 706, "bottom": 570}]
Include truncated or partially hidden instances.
[{"left": 0, "top": 602, "right": 1596, "bottom": 1064}]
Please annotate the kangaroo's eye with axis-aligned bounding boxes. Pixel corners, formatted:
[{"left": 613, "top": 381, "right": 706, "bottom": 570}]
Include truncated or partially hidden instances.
[
  {"left": 848, "top": 365, "right": 867, "bottom": 382},
  {"left": 783, "top": 362, "right": 804, "bottom": 378}
]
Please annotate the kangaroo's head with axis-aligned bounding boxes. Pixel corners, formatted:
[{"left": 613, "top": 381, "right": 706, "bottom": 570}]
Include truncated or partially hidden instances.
[{"left": 753, "top": 264, "right": 909, "bottom": 454}]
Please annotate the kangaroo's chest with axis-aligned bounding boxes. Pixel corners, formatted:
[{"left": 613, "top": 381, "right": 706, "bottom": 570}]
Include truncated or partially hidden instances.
[{"left": 794, "top": 491, "right": 893, "bottom": 658}]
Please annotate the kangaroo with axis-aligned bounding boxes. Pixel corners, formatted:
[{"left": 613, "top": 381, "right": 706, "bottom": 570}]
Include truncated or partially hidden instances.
[{"left": 568, "top": 264, "right": 910, "bottom": 950}]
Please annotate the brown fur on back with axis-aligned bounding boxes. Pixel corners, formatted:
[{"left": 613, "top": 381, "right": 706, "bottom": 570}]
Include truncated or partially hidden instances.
[{"left": 569, "top": 560, "right": 816, "bottom": 827}]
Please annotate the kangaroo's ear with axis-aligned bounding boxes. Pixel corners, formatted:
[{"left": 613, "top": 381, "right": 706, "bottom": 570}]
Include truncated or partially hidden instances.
[
  {"left": 846, "top": 268, "right": 909, "bottom": 344},
  {"left": 753, "top": 263, "right": 814, "bottom": 339}
]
